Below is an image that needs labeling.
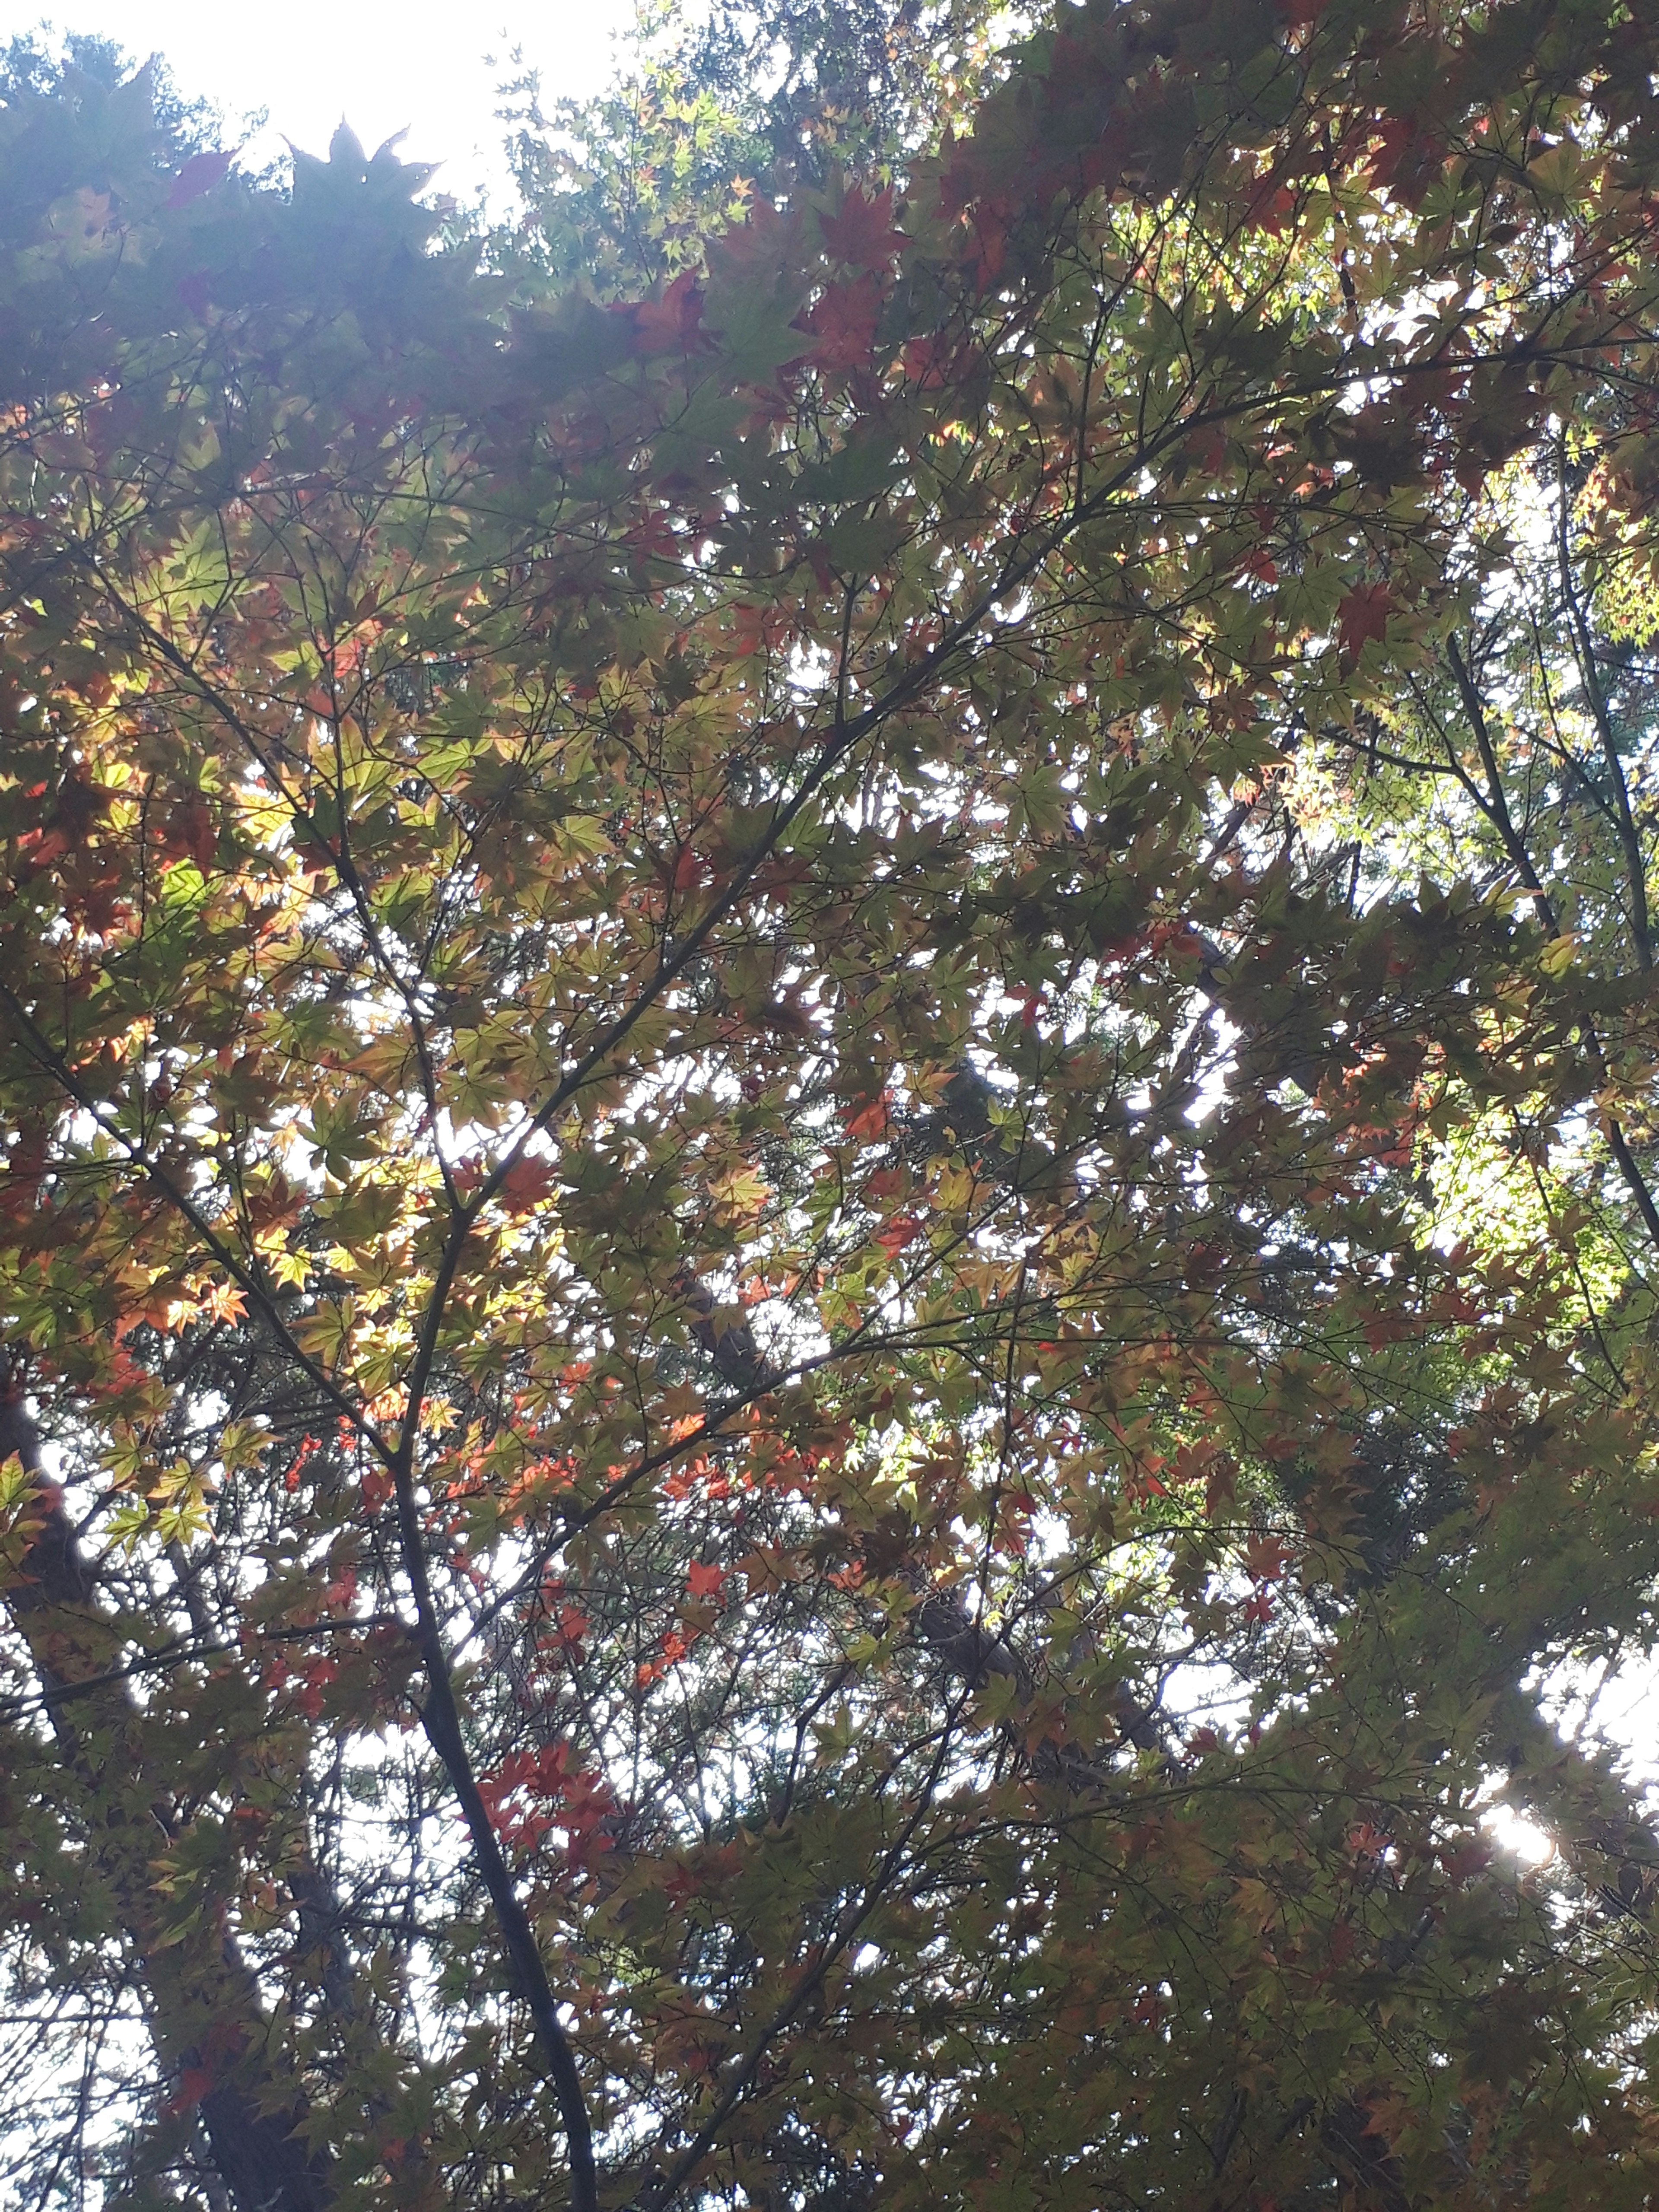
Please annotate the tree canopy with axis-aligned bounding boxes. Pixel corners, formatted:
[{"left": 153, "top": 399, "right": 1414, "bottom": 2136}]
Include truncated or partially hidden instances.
[{"left": 4, "top": 3, "right": 1659, "bottom": 2208}]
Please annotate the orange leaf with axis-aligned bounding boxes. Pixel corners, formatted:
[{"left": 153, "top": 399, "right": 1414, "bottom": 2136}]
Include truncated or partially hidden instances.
[
  {"left": 499, "top": 1155, "right": 557, "bottom": 1212},
  {"left": 844, "top": 1096, "right": 891, "bottom": 1142},
  {"left": 168, "top": 2066, "right": 213, "bottom": 2116}
]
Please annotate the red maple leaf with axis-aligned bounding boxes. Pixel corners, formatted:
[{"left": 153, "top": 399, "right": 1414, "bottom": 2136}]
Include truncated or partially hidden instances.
[
  {"left": 176, "top": 268, "right": 213, "bottom": 318},
  {"left": 819, "top": 186, "right": 905, "bottom": 268},
  {"left": 963, "top": 199, "right": 1011, "bottom": 289},
  {"left": 617, "top": 270, "right": 706, "bottom": 359},
  {"left": 166, "top": 148, "right": 234, "bottom": 210},
  {"left": 167, "top": 2065, "right": 214, "bottom": 2117},
  {"left": 1337, "top": 584, "right": 1391, "bottom": 661},
  {"left": 798, "top": 274, "right": 885, "bottom": 376},
  {"left": 664, "top": 1861, "right": 700, "bottom": 1908},
  {"left": 686, "top": 1559, "right": 727, "bottom": 1600},
  {"left": 1243, "top": 1533, "right": 1294, "bottom": 1584},
  {"left": 1326, "top": 1916, "right": 1358, "bottom": 1965},
  {"left": 163, "top": 792, "right": 216, "bottom": 871},
  {"left": 874, "top": 1215, "right": 920, "bottom": 1256},
  {"left": 669, "top": 844, "right": 707, "bottom": 891},
  {"left": 708, "top": 195, "right": 793, "bottom": 279},
  {"left": 499, "top": 1154, "right": 557, "bottom": 1213},
  {"left": 1439, "top": 1836, "right": 1493, "bottom": 1887},
  {"left": 843, "top": 1096, "right": 891, "bottom": 1142}
]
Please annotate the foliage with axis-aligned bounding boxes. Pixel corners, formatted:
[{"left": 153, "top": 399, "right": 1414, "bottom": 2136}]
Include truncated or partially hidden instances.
[
  {"left": 3, "top": 3, "right": 1659, "bottom": 2210},
  {"left": 495, "top": 0, "right": 1012, "bottom": 294},
  {"left": 0, "top": 26, "right": 232, "bottom": 162}
]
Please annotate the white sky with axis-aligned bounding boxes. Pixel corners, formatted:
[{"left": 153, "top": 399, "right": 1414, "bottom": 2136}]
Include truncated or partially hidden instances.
[{"left": 4, "top": 0, "right": 640, "bottom": 207}]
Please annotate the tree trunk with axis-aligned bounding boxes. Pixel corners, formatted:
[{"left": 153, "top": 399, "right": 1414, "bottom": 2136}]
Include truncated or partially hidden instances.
[{"left": 1, "top": 1389, "right": 332, "bottom": 2212}]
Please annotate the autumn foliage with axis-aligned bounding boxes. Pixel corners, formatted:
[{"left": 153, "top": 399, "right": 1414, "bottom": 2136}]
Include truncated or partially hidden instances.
[{"left": 5, "top": 2, "right": 1659, "bottom": 2208}]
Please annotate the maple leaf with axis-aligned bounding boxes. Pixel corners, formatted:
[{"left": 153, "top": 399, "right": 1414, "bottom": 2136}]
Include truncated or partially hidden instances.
[
  {"left": 796, "top": 273, "right": 885, "bottom": 375},
  {"left": 499, "top": 1154, "right": 558, "bottom": 1213},
  {"left": 166, "top": 149, "right": 235, "bottom": 210},
  {"left": 1337, "top": 583, "right": 1392, "bottom": 661},
  {"left": 3, "top": 6, "right": 1658, "bottom": 2206},
  {"left": 163, "top": 792, "right": 216, "bottom": 871},
  {"left": 617, "top": 269, "right": 706, "bottom": 359},
  {"left": 1440, "top": 1836, "right": 1494, "bottom": 1888},
  {"left": 175, "top": 267, "right": 213, "bottom": 318},
  {"left": 165, "top": 2065, "right": 214, "bottom": 2117},
  {"left": 1243, "top": 1533, "right": 1294, "bottom": 1583},
  {"left": 843, "top": 1096, "right": 892, "bottom": 1141},
  {"left": 818, "top": 185, "right": 905, "bottom": 267},
  {"left": 706, "top": 193, "right": 793, "bottom": 279},
  {"left": 663, "top": 1861, "right": 700, "bottom": 1908}
]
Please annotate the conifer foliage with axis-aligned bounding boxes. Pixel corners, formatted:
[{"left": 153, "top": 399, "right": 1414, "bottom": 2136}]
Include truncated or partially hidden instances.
[{"left": 4, "top": 4, "right": 1659, "bottom": 2207}]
